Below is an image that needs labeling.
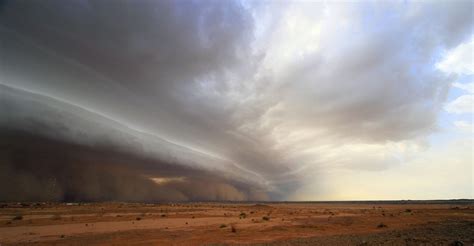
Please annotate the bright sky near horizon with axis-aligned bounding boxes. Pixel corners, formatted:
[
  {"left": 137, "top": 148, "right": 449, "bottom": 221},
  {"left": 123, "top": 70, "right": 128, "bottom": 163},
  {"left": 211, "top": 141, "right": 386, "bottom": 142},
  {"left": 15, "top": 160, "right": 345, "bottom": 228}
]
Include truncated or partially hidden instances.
[{"left": 0, "top": 0, "right": 472, "bottom": 201}]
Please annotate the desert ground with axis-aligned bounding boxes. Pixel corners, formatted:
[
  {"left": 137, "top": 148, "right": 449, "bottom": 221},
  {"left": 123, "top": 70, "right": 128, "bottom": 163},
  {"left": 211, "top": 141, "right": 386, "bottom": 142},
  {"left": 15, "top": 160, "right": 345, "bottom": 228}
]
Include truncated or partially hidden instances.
[{"left": 0, "top": 201, "right": 472, "bottom": 245}]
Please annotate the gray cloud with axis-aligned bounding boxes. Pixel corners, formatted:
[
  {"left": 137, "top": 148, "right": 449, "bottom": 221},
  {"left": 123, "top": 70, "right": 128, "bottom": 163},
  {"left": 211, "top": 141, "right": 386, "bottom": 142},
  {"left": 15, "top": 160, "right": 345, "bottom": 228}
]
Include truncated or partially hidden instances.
[
  {"left": 0, "top": 84, "right": 269, "bottom": 201},
  {"left": 0, "top": 0, "right": 472, "bottom": 201},
  {"left": 257, "top": 1, "right": 472, "bottom": 142}
]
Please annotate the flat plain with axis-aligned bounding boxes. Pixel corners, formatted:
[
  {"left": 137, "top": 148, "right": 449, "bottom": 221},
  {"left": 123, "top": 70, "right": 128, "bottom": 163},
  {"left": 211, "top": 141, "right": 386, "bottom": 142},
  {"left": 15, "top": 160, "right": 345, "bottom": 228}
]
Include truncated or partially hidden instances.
[{"left": 0, "top": 201, "right": 473, "bottom": 245}]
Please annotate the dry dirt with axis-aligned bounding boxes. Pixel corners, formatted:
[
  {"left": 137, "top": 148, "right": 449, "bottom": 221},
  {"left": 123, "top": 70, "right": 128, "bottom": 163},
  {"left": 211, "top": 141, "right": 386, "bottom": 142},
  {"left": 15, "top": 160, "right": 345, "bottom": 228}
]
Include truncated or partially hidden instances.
[{"left": 0, "top": 201, "right": 472, "bottom": 245}]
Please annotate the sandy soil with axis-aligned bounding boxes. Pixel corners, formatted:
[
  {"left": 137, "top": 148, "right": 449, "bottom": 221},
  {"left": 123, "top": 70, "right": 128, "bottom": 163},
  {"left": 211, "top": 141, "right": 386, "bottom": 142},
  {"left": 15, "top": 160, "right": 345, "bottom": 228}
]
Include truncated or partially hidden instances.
[{"left": 0, "top": 201, "right": 472, "bottom": 245}]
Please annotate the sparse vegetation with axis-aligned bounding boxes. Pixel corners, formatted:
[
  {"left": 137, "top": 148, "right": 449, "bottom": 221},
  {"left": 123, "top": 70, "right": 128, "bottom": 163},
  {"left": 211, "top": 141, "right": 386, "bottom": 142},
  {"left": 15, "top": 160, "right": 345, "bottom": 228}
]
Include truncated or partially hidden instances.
[
  {"left": 1, "top": 202, "right": 470, "bottom": 244},
  {"left": 12, "top": 215, "right": 23, "bottom": 220},
  {"left": 357, "top": 241, "right": 368, "bottom": 246},
  {"left": 451, "top": 240, "right": 465, "bottom": 246},
  {"left": 377, "top": 223, "right": 387, "bottom": 228},
  {"left": 51, "top": 214, "right": 61, "bottom": 220}
]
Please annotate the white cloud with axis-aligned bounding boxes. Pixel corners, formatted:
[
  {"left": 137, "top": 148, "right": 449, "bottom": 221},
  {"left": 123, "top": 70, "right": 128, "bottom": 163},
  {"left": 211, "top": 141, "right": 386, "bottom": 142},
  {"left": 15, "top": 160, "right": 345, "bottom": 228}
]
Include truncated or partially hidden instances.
[
  {"left": 445, "top": 95, "right": 474, "bottom": 114},
  {"left": 445, "top": 82, "right": 473, "bottom": 115},
  {"left": 436, "top": 39, "right": 474, "bottom": 75},
  {"left": 453, "top": 82, "right": 474, "bottom": 93},
  {"left": 454, "top": 120, "right": 473, "bottom": 133}
]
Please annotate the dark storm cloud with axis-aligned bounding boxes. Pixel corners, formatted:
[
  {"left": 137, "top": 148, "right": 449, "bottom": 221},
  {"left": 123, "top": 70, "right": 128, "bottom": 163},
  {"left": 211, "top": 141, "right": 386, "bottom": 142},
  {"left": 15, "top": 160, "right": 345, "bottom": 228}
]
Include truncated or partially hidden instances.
[
  {"left": 0, "top": 84, "right": 269, "bottom": 201},
  {"left": 0, "top": 0, "right": 301, "bottom": 198},
  {"left": 0, "top": 0, "right": 473, "bottom": 201}
]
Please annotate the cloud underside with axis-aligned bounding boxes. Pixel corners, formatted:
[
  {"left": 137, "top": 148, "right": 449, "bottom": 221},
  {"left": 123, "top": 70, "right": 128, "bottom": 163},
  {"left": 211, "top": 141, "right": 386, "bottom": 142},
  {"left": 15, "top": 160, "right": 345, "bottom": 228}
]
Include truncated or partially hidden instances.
[
  {"left": 0, "top": 132, "right": 268, "bottom": 202},
  {"left": 1, "top": 130, "right": 267, "bottom": 202},
  {"left": 0, "top": 130, "right": 249, "bottom": 201},
  {"left": 0, "top": 0, "right": 473, "bottom": 201},
  {"left": 0, "top": 85, "right": 269, "bottom": 202}
]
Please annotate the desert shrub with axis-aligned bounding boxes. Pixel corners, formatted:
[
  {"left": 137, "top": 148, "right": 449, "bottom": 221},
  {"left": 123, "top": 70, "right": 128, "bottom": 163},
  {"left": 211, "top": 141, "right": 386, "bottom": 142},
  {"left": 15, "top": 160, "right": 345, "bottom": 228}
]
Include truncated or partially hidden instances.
[
  {"left": 220, "top": 224, "right": 227, "bottom": 228},
  {"left": 405, "top": 209, "right": 412, "bottom": 213},
  {"left": 377, "top": 223, "right": 387, "bottom": 228},
  {"left": 262, "top": 216, "right": 270, "bottom": 221},
  {"left": 231, "top": 225, "right": 237, "bottom": 233},
  {"left": 12, "top": 215, "right": 23, "bottom": 220},
  {"left": 136, "top": 217, "right": 141, "bottom": 221},
  {"left": 239, "top": 212, "right": 246, "bottom": 219},
  {"left": 451, "top": 240, "right": 465, "bottom": 246},
  {"left": 51, "top": 214, "right": 61, "bottom": 220}
]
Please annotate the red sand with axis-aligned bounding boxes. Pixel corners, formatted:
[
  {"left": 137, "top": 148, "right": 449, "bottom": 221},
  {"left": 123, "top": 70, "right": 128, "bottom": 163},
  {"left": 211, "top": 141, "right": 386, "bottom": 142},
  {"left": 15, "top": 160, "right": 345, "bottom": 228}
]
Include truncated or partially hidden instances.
[{"left": 0, "top": 202, "right": 473, "bottom": 245}]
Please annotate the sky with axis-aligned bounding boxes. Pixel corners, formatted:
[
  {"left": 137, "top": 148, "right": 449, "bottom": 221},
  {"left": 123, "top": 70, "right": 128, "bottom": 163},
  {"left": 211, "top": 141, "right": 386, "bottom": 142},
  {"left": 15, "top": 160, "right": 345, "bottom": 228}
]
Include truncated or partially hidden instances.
[{"left": 0, "top": 0, "right": 472, "bottom": 201}]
